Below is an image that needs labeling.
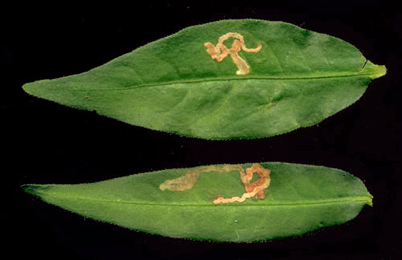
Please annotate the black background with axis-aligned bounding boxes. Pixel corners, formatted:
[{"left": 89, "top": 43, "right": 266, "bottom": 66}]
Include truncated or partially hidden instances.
[{"left": 3, "top": 1, "right": 401, "bottom": 259}]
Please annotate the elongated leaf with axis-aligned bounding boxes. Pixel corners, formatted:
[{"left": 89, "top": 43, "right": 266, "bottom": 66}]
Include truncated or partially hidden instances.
[
  {"left": 23, "top": 162, "right": 372, "bottom": 242},
  {"left": 22, "top": 19, "right": 385, "bottom": 139},
  {"left": 23, "top": 20, "right": 385, "bottom": 139}
]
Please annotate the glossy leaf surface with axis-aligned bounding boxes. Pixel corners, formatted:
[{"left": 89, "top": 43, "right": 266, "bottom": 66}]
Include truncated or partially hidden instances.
[
  {"left": 22, "top": 19, "right": 385, "bottom": 139},
  {"left": 23, "top": 163, "right": 372, "bottom": 242}
]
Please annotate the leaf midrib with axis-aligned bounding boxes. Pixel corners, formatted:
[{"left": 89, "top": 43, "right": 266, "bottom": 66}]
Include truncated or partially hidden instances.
[
  {"left": 124, "top": 70, "right": 381, "bottom": 91},
  {"left": 43, "top": 193, "right": 371, "bottom": 207},
  {"left": 36, "top": 67, "right": 384, "bottom": 92}
]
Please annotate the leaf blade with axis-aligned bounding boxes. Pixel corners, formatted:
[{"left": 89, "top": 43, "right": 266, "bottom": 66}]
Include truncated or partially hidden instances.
[
  {"left": 23, "top": 162, "right": 372, "bottom": 242},
  {"left": 22, "top": 19, "right": 386, "bottom": 139}
]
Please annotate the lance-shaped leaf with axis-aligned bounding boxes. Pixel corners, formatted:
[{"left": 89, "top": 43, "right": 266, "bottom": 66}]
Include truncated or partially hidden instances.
[
  {"left": 23, "top": 163, "right": 372, "bottom": 242},
  {"left": 22, "top": 20, "right": 386, "bottom": 139}
]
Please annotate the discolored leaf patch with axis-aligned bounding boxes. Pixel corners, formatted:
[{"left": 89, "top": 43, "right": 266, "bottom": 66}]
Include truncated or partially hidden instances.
[
  {"left": 204, "top": 32, "right": 262, "bottom": 75},
  {"left": 160, "top": 163, "right": 271, "bottom": 204}
]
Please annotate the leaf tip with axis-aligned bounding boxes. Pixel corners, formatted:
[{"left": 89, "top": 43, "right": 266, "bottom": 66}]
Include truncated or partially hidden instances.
[
  {"left": 21, "top": 184, "right": 46, "bottom": 197},
  {"left": 22, "top": 80, "right": 53, "bottom": 100},
  {"left": 22, "top": 81, "right": 37, "bottom": 96}
]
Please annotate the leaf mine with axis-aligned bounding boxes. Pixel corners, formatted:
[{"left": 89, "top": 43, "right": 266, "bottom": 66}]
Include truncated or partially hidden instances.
[
  {"left": 204, "top": 32, "right": 262, "bottom": 75},
  {"left": 160, "top": 163, "right": 271, "bottom": 204}
]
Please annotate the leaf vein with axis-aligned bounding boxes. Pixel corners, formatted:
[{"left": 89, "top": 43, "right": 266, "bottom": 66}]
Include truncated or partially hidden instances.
[
  {"left": 41, "top": 70, "right": 383, "bottom": 92},
  {"left": 43, "top": 195, "right": 371, "bottom": 207}
]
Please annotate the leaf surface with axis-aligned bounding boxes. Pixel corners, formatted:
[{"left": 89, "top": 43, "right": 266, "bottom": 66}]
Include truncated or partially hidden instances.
[
  {"left": 22, "top": 20, "right": 385, "bottom": 139},
  {"left": 23, "top": 162, "right": 372, "bottom": 242}
]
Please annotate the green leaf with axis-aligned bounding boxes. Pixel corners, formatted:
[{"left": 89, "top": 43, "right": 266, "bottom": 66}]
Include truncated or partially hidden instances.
[
  {"left": 23, "top": 162, "right": 372, "bottom": 242},
  {"left": 22, "top": 19, "right": 386, "bottom": 139}
]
